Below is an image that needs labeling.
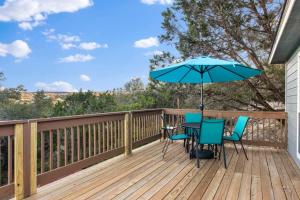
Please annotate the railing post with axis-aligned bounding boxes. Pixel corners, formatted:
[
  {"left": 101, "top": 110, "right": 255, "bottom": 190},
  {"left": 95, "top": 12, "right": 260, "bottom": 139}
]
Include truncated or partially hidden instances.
[
  {"left": 124, "top": 112, "right": 132, "bottom": 156},
  {"left": 14, "top": 123, "right": 24, "bottom": 200},
  {"left": 30, "top": 122, "right": 37, "bottom": 195}
]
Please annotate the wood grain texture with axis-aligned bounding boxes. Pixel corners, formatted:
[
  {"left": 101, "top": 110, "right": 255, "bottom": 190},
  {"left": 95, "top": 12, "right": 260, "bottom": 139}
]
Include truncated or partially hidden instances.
[
  {"left": 15, "top": 123, "right": 24, "bottom": 200},
  {"left": 27, "top": 142, "right": 300, "bottom": 200}
]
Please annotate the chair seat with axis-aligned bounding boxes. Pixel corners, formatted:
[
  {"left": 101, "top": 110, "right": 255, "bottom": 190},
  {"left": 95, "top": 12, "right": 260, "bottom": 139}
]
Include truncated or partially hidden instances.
[
  {"left": 223, "top": 134, "right": 239, "bottom": 141},
  {"left": 169, "top": 134, "right": 189, "bottom": 140}
]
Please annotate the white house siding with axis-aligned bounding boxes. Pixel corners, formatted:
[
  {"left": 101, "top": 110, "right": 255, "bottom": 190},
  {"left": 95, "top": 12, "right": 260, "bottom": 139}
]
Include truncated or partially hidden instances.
[{"left": 286, "top": 48, "right": 300, "bottom": 167}]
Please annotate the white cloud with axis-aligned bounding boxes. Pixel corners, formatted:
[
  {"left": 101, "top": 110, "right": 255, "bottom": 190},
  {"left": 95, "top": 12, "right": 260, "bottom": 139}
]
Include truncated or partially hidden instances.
[
  {"left": 43, "top": 29, "right": 80, "bottom": 42},
  {"left": 43, "top": 29, "right": 107, "bottom": 51},
  {"left": 61, "top": 43, "right": 77, "bottom": 50},
  {"left": 43, "top": 29, "right": 80, "bottom": 50},
  {"left": 80, "top": 74, "right": 91, "bottom": 81},
  {"left": 134, "top": 37, "right": 159, "bottom": 48},
  {"left": 59, "top": 54, "right": 94, "bottom": 63},
  {"left": 79, "top": 42, "right": 108, "bottom": 50},
  {"left": 0, "top": 0, "right": 93, "bottom": 30},
  {"left": 141, "top": 0, "right": 173, "bottom": 5},
  {"left": 144, "top": 50, "right": 163, "bottom": 56},
  {"left": 0, "top": 40, "right": 31, "bottom": 59},
  {"left": 35, "top": 81, "right": 78, "bottom": 92}
]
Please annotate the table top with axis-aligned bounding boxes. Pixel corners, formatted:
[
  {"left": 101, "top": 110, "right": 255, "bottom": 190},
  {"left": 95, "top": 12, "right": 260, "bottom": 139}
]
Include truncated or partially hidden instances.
[{"left": 182, "top": 122, "right": 201, "bottom": 128}]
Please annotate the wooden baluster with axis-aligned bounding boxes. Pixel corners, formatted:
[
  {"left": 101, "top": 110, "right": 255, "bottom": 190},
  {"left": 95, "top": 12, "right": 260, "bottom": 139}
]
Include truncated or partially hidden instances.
[
  {"left": 102, "top": 122, "right": 106, "bottom": 151},
  {"left": 150, "top": 115, "right": 152, "bottom": 136},
  {"left": 98, "top": 123, "right": 101, "bottom": 153},
  {"left": 64, "top": 128, "right": 68, "bottom": 166},
  {"left": 94, "top": 124, "right": 97, "bottom": 155},
  {"left": 110, "top": 121, "right": 113, "bottom": 150},
  {"left": 249, "top": 120, "right": 252, "bottom": 142},
  {"left": 137, "top": 117, "right": 140, "bottom": 141},
  {"left": 152, "top": 114, "right": 155, "bottom": 136},
  {"left": 252, "top": 120, "right": 254, "bottom": 141},
  {"left": 41, "top": 131, "right": 44, "bottom": 173},
  {"left": 114, "top": 121, "right": 117, "bottom": 149},
  {"left": 279, "top": 119, "right": 283, "bottom": 145},
  {"left": 106, "top": 121, "right": 109, "bottom": 151},
  {"left": 49, "top": 130, "right": 53, "bottom": 170},
  {"left": 121, "top": 119, "right": 124, "bottom": 147},
  {"left": 83, "top": 125, "right": 86, "bottom": 159},
  {"left": 57, "top": 129, "right": 61, "bottom": 168},
  {"left": 268, "top": 118, "right": 271, "bottom": 143},
  {"left": 7, "top": 135, "right": 12, "bottom": 184},
  {"left": 258, "top": 119, "right": 260, "bottom": 141},
  {"left": 88, "top": 124, "right": 91, "bottom": 157},
  {"left": 119, "top": 120, "right": 121, "bottom": 148},
  {"left": 142, "top": 116, "right": 144, "bottom": 140},
  {"left": 77, "top": 126, "right": 80, "bottom": 161},
  {"left": 262, "top": 119, "right": 265, "bottom": 142},
  {"left": 71, "top": 127, "right": 74, "bottom": 163},
  {"left": 111, "top": 121, "right": 114, "bottom": 149},
  {"left": 144, "top": 115, "right": 146, "bottom": 139}
]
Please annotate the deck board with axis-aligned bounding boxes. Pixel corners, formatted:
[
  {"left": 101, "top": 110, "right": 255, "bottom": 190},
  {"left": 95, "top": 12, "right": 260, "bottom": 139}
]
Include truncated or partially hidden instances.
[{"left": 26, "top": 141, "right": 300, "bottom": 200}]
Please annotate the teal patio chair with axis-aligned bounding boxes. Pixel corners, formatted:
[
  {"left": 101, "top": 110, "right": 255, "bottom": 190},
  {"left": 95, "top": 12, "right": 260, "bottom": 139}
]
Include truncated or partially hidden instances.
[
  {"left": 162, "top": 113, "right": 202, "bottom": 158},
  {"left": 223, "top": 116, "right": 249, "bottom": 160},
  {"left": 195, "top": 119, "right": 226, "bottom": 168}
]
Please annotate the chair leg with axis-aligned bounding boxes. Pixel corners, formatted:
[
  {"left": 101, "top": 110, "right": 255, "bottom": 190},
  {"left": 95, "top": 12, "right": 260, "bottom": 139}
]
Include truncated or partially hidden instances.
[
  {"left": 162, "top": 139, "right": 170, "bottom": 158},
  {"left": 214, "top": 145, "right": 217, "bottom": 158},
  {"left": 196, "top": 144, "right": 200, "bottom": 168},
  {"left": 232, "top": 141, "right": 238, "bottom": 154},
  {"left": 185, "top": 138, "right": 189, "bottom": 153},
  {"left": 240, "top": 139, "right": 248, "bottom": 160},
  {"left": 218, "top": 145, "right": 221, "bottom": 160},
  {"left": 183, "top": 139, "right": 186, "bottom": 147},
  {"left": 162, "top": 137, "right": 168, "bottom": 152},
  {"left": 222, "top": 143, "right": 227, "bottom": 168}
]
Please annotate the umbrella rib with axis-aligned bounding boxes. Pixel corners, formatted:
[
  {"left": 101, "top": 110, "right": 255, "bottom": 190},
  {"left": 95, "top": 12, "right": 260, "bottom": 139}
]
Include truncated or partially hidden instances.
[
  {"left": 178, "top": 67, "right": 192, "bottom": 83},
  {"left": 207, "top": 69, "right": 214, "bottom": 82},
  {"left": 153, "top": 65, "right": 184, "bottom": 79},
  {"left": 189, "top": 65, "right": 202, "bottom": 74},
  {"left": 204, "top": 65, "right": 217, "bottom": 72},
  {"left": 218, "top": 65, "right": 248, "bottom": 79}
]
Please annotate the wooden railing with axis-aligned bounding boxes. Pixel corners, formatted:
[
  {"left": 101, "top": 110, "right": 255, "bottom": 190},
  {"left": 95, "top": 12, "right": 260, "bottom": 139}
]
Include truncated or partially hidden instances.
[
  {"left": 164, "top": 109, "right": 288, "bottom": 149},
  {"left": 0, "top": 108, "right": 287, "bottom": 199}
]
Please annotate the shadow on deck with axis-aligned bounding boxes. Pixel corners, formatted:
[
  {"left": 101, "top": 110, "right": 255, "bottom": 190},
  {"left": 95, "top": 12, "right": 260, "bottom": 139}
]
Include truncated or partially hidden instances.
[{"left": 26, "top": 141, "right": 300, "bottom": 200}]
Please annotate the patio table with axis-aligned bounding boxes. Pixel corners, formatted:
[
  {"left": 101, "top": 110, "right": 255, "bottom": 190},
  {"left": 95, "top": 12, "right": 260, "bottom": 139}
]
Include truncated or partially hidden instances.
[{"left": 182, "top": 122, "right": 215, "bottom": 159}]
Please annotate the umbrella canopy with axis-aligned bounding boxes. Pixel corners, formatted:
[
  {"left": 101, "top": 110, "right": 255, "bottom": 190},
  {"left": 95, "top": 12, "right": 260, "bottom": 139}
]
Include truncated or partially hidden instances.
[{"left": 150, "top": 56, "right": 262, "bottom": 84}]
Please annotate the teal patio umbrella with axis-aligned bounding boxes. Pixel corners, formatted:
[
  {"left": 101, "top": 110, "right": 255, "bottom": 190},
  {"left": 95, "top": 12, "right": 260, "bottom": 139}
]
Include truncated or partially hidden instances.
[{"left": 149, "top": 56, "right": 262, "bottom": 114}]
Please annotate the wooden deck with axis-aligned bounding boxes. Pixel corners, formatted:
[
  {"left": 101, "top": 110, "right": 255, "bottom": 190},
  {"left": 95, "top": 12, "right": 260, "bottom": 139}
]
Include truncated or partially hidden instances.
[{"left": 26, "top": 140, "right": 300, "bottom": 200}]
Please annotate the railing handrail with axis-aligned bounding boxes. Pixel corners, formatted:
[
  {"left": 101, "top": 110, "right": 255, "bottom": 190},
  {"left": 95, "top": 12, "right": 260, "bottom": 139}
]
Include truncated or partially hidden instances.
[{"left": 163, "top": 108, "right": 287, "bottom": 119}]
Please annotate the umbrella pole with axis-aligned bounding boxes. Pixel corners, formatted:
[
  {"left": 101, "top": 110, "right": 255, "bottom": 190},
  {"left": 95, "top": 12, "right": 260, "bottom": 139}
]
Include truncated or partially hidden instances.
[{"left": 200, "top": 75, "right": 204, "bottom": 116}]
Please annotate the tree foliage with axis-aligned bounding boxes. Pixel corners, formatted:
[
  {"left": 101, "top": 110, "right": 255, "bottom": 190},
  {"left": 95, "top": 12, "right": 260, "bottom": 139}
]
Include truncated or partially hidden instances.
[
  {"left": 52, "top": 90, "right": 117, "bottom": 116},
  {"left": 153, "top": 0, "right": 284, "bottom": 111}
]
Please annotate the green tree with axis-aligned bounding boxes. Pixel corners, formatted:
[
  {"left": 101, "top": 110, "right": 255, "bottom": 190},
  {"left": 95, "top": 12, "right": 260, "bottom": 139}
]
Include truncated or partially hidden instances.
[
  {"left": 53, "top": 90, "right": 117, "bottom": 116},
  {"left": 155, "top": 0, "right": 284, "bottom": 111},
  {"left": 124, "top": 78, "right": 145, "bottom": 93},
  {"left": 32, "top": 90, "right": 53, "bottom": 118}
]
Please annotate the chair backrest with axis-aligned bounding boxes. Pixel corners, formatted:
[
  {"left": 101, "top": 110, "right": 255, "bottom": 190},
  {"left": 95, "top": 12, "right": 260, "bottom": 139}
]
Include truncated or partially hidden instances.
[
  {"left": 233, "top": 116, "right": 249, "bottom": 139},
  {"left": 185, "top": 113, "right": 202, "bottom": 123},
  {"left": 198, "top": 119, "right": 225, "bottom": 145}
]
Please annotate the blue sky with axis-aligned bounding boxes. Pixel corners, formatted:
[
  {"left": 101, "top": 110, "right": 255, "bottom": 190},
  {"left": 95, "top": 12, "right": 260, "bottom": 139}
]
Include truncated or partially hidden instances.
[{"left": 0, "top": 0, "right": 176, "bottom": 92}]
